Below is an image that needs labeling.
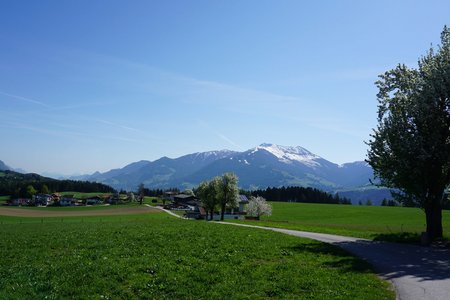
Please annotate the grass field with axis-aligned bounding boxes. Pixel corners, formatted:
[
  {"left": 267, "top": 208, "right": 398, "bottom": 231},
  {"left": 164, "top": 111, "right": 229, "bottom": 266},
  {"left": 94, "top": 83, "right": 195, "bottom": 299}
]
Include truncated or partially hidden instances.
[
  {"left": 0, "top": 205, "right": 159, "bottom": 224},
  {"left": 0, "top": 195, "right": 9, "bottom": 205},
  {"left": 58, "top": 191, "right": 112, "bottom": 199},
  {"left": 0, "top": 212, "right": 394, "bottom": 299},
  {"left": 231, "top": 202, "right": 450, "bottom": 242}
]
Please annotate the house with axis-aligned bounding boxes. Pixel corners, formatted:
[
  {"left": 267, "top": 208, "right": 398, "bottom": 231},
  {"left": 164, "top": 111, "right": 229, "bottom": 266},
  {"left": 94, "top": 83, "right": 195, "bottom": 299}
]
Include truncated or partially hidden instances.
[
  {"left": 172, "top": 194, "right": 198, "bottom": 206},
  {"left": 60, "top": 195, "right": 75, "bottom": 206},
  {"left": 86, "top": 196, "right": 103, "bottom": 205},
  {"left": 8, "top": 198, "right": 29, "bottom": 206},
  {"left": 107, "top": 193, "right": 120, "bottom": 204},
  {"left": 185, "top": 206, "right": 207, "bottom": 219},
  {"left": 33, "top": 194, "right": 53, "bottom": 206},
  {"left": 163, "top": 191, "right": 178, "bottom": 202},
  {"left": 237, "top": 195, "right": 249, "bottom": 214}
]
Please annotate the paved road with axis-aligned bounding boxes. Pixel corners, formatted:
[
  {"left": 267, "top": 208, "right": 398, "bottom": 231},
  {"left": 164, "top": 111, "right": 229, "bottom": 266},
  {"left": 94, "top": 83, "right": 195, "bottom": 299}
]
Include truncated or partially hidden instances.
[{"left": 218, "top": 222, "right": 450, "bottom": 300}]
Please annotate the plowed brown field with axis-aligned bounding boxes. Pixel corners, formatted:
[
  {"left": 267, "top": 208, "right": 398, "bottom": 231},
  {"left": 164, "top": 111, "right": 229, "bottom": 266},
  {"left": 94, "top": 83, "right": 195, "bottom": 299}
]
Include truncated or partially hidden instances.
[{"left": 0, "top": 206, "right": 159, "bottom": 217}]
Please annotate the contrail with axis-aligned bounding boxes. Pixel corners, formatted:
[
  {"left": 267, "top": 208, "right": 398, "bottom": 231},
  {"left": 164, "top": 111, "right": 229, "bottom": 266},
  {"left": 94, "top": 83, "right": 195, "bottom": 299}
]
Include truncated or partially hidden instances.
[{"left": 0, "top": 90, "right": 51, "bottom": 108}]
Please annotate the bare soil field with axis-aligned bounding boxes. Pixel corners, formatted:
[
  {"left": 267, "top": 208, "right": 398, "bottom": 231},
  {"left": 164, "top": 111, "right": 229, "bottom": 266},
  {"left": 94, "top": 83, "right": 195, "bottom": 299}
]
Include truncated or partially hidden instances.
[{"left": 0, "top": 206, "right": 159, "bottom": 217}]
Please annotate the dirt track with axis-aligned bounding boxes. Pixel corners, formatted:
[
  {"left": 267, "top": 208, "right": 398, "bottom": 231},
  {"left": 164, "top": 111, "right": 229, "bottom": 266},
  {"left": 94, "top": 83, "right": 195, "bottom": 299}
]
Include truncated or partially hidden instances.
[{"left": 0, "top": 206, "right": 159, "bottom": 217}]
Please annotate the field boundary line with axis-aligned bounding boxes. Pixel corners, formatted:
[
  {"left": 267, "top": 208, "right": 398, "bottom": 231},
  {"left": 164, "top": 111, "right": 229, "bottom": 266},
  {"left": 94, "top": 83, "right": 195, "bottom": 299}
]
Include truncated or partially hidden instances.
[{"left": 145, "top": 205, "right": 186, "bottom": 219}]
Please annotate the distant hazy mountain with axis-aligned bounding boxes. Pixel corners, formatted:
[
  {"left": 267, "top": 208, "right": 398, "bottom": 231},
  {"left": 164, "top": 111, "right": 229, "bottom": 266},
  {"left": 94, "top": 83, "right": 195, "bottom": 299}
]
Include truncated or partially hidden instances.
[
  {"left": 0, "top": 160, "right": 12, "bottom": 171},
  {"left": 73, "top": 143, "right": 387, "bottom": 203}
]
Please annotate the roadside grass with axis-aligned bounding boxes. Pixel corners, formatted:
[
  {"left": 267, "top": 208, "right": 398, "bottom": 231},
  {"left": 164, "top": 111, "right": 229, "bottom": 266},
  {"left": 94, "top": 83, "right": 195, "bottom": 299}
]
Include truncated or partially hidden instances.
[
  {"left": 0, "top": 214, "right": 394, "bottom": 299},
  {"left": 59, "top": 191, "right": 111, "bottom": 197},
  {"left": 230, "top": 202, "right": 450, "bottom": 243},
  {"left": 8, "top": 202, "right": 148, "bottom": 211},
  {"left": 57, "top": 191, "right": 113, "bottom": 199},
  {"left": 143, "top": 196, "right": 166, "bottom": 206},
  {"left": 0, "top": 195, "right": 9, "bottom": 205},
  {"left": 0, "top": 209, "right": 165, "bottom": 222}
]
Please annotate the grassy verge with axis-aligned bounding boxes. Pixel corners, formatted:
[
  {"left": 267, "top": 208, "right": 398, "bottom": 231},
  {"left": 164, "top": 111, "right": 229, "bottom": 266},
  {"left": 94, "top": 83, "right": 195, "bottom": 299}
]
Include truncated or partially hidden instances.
[
  {"left": 7, "top": 203, "right": 148, "bottom": 211},
  {"left": 0, "top": 195, "right": 9, "bottom": 205},
  {"left": 0, "top": 214, "right": 394, "bottom": 299},
  {"left": 229, "top": 202, "right": 450, "bottom": 243},
  {"left": 143, "top": 196, "right": 166, "bottom": 206},
  {"left": 58, "top": 191, "right": 112, "bottom": 198},
  {"left": 0, "top": 211, "right": 162, "bottom": 224}
]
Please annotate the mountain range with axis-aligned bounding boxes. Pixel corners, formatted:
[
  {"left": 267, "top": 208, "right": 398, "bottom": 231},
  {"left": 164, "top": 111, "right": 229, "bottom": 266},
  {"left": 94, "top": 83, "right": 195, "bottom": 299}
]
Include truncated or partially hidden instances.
[
  {"left": 1, "top": 144, "right": 391, "bottom": 204},
  {"left": 73, "top": 143, "right": 383, "bottom": 194}
]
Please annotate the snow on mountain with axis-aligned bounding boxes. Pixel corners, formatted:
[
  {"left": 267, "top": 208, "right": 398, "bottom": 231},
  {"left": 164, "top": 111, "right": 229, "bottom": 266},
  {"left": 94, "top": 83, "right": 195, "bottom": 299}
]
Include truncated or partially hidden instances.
[
  {"left": 252, "top": 143, "right": 322, "bottom": 167},
  {"left": 68, "top": 143, "right": 375, "bottom": 194}
]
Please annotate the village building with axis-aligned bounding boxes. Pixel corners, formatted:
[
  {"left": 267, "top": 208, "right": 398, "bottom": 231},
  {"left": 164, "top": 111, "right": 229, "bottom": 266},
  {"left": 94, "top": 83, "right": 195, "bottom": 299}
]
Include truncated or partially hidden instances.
[
  {"left": 60, "top": 195, "right": 75, "bottom": 206},
  {"left": 33, "top": 194, "right": 53, "bottom": 206}
]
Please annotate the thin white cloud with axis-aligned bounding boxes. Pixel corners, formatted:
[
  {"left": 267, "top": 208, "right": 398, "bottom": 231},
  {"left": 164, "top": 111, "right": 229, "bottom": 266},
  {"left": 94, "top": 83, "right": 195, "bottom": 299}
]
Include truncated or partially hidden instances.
[
  {"left": 2, "top": 120, "right": 143, "bottom": 144},
  {"left": 179, "top": 76, "right": 300, "bottom": 105},
  {"left": 0, "top": 90, "right": 51, "bottom": 108},
  {"left": 196, "top": 119, "right": 243, "bottom": 150},
  {"left": 59, "top": 48, "right": 303, "bottom": 108},
  {"left": 95, "top": 119, "right": 147, "bottom": 135}
]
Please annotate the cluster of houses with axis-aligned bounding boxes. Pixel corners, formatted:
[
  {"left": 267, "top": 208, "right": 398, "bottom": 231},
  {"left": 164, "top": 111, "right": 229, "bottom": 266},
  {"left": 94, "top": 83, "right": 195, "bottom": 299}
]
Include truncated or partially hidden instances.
[
  {"left": 7, "top": 193, "right": 110, "bottom": 207},
  {"left": 5, "top": 190, "right": 251, "bottom": 220},
  {"left": 164, "top": 192, "right": 249, "bottom": 220}
]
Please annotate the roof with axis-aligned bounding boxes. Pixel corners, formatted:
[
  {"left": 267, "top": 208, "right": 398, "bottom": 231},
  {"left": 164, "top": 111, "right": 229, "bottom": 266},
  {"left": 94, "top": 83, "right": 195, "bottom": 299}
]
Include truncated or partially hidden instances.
[
  {"left": 239, "top": 195, "right": 249, "bottom": 203},
  {"left": 173, "top": 194, "right": 195, "bottom": 199}
]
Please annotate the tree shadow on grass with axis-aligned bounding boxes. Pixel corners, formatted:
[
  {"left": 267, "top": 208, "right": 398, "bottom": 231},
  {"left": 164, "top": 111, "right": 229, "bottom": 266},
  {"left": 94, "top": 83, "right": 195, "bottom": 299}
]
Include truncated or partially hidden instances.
[
  {"left": 335, "top": 240, "right": 450, "bottom": 281},
  {"left": 372, "top": 232, "right": 421, "bottom": 244},
  {"left": 286, "top": 242, "right": 376, "bottom": 274},
  {"left": 287, "top": 238, "right": 450, "bottom": 281}
]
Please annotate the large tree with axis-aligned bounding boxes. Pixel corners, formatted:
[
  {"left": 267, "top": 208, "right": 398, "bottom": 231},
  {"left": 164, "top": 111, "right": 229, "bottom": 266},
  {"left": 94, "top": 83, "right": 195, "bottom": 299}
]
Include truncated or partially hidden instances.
[
  {"left": 197, "top": 180, "right": 219, "bottom": 220},
  {"left": 216, "top": 173, "right": 239, "bottom": 221},
  {"left": 367, "top": 27, "right": 450, "bottom": 241},
  {"left": 138, "top": 183, "right": 145, "bottom": 205}
]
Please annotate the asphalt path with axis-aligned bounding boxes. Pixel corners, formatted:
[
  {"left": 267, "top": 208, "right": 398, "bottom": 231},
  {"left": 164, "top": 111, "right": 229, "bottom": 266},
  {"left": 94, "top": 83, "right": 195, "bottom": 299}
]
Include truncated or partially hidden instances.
[{"left": 217, "top": 222, "right": 450, "bottom": 300}]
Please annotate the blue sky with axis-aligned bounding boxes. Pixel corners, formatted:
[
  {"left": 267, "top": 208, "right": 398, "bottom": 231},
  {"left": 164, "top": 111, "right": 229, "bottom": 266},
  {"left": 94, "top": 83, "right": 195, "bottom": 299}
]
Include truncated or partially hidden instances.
[{"left": 1, "top": 1, "right": 449, "bottom": 175}]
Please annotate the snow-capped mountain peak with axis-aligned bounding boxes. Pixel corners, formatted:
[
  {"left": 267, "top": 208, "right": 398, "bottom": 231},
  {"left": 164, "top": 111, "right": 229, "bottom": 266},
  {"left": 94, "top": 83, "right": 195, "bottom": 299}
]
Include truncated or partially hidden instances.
[{"left": 252, "top": 143, "right": 322, "bottom": 167}]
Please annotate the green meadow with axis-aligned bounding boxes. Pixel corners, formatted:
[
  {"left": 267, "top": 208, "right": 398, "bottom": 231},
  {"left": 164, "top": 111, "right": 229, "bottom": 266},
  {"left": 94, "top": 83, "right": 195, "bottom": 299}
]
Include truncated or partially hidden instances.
[
  {"left": 0, "top": 212, "right": 394, "bottom": 299},
  {"left": 59, "top": 191, "right": 112, "bottom": 198},
  {"left": 0, "top": 195, "right": 9, "bottom": 205},
  {"left": 233, "top": 202, "right": 450, "bottom": 242}
]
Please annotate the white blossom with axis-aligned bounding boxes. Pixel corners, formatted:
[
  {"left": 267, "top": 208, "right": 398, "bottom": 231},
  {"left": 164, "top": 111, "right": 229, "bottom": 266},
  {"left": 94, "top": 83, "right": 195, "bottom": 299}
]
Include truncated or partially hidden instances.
[{"left": 247, "top": 196, "right": 272, "bottom": 218}]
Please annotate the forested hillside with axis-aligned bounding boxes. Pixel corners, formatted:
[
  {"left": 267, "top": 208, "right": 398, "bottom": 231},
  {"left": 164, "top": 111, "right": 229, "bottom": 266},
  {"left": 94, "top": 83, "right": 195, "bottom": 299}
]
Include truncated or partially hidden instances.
[
  {"left": 248, "top": 186, "right": 352, "bottom": 204},
  {"left": 0, "top": 170, "right": 116, "bottom": 197}
]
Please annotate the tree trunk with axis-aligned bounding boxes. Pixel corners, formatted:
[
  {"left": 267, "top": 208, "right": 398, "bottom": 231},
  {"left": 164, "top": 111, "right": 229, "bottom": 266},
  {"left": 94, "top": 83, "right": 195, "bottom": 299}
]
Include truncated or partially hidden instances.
[
  {"left": 210, "top": 209, "right": 214, "bottom": 221},
  {"left": 425, "top": 203, "right": 443, "bottom": 241},
  {"left": 220, "top": 203, "right": 225, "bottom": 221}
]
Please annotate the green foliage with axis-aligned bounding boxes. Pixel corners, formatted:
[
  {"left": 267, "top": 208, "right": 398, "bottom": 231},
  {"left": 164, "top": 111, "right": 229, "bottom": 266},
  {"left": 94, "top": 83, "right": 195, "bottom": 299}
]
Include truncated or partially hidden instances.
[
  {"left": 40, "top": 184, "right": 50, "bottom": 194},
  {"left": 367, "top": 26, "right": 450, "bottom": 239},
  {"left": 249, "top": 186, "right": 352, "bottom": 204},
  {"left": 0, "top": 170, "right": 116, "bottom": 197},
  {"left": 232, "top": 202, "right": 450, "bottom": 243},
  {"left": 0, "top": 195, "right": 10, "bottom": 205},
  {"left": 216, "top": 173, "right": 239, "bottom": 221},
  {"left": 196, "top": 180, "right": 219, "bottom": 220},
  {"left": 0, "top": 214, "right": 393, "bottom": 299},
  {"left": 25, "top": 185, "right": 37, "bottom": 198}
]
